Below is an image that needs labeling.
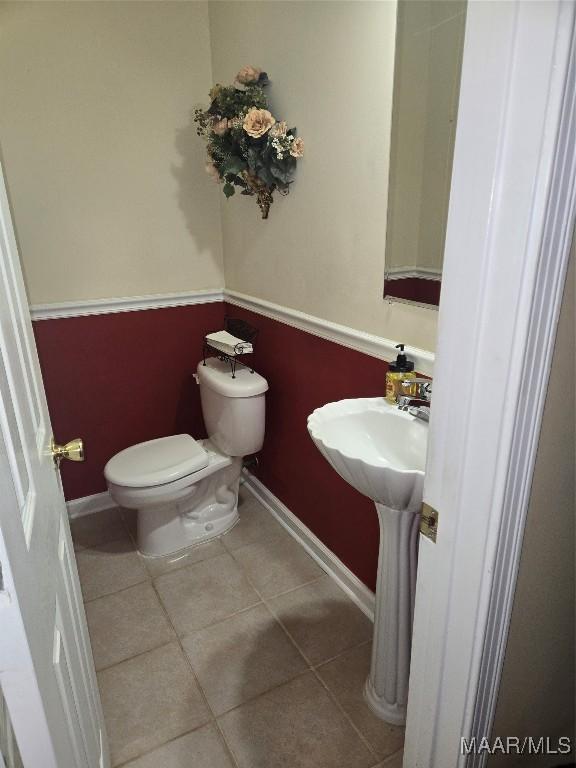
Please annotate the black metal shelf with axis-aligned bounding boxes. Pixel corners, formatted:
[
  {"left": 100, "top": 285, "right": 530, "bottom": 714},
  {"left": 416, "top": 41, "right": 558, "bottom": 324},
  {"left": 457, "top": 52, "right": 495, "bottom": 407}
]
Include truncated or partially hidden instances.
[{"left": 202, "top": 317, "right": 259, "bottom": 379}]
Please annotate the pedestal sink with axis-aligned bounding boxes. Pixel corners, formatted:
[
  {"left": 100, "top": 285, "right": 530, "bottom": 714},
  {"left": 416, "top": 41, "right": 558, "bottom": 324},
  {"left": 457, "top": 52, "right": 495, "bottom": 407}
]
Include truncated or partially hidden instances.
[{"left": 307, "top": 397, "right": 428, "bottom": 725}]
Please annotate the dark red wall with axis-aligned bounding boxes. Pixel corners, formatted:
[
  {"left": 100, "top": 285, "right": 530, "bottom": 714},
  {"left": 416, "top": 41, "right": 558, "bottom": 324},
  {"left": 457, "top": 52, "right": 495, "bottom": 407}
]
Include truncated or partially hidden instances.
[
  {"left": 384, "top": 277, "right": 441, "bottom": 305},
  {"left": 224, "top": 304, "right": 388, "bottom": 591},
  {"left": 34, "top": 301, "right": 391, "bottom": 590},
  {"left": 33, "top": 303, "right": 225, "bottom": 501}
]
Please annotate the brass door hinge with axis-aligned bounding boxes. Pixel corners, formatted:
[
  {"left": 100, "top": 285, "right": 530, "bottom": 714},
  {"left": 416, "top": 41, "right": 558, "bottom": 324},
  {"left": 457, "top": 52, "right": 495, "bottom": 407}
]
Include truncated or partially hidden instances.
[{"left": 420, "top": 503, "right": 439, "bottom": 543}]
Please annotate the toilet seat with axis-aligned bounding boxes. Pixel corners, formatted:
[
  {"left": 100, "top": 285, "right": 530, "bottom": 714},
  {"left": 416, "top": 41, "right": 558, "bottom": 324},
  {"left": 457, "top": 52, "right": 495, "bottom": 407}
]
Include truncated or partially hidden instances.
[
  {"left": 104, "top": 434, "right": 208, "bottom": 488},
  {"left": 104, "top": 356, "right": 267, "bottom": 557}
]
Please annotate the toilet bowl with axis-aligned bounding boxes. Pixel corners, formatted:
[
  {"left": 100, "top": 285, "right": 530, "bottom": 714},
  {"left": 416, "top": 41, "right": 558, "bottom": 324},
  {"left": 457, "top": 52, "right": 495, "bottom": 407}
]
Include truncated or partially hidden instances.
[{"left": 104, "top": 357, "right": 268, "bottom": 557}]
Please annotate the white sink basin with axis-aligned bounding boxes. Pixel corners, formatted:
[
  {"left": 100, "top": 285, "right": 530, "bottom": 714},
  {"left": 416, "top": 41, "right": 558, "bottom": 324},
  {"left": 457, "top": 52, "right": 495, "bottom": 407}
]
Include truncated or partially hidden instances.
[
  {"left": 307, "top": 396, "right": 430, "bottom": 726},
  {"left": 307, "top": 397, "right": 427, "bottom": 511}
]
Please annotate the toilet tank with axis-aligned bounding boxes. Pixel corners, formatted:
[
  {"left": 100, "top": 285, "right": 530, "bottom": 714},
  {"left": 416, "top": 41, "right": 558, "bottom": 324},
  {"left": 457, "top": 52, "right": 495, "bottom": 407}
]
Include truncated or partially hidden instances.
[{"left": 197, "top": 357, "right": 268, "bottom": 456}]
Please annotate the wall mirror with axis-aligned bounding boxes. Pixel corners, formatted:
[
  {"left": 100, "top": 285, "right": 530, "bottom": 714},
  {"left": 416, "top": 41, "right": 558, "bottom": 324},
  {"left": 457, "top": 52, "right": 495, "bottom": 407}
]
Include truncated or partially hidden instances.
[{"left": 384, "top": 0, "right": 467, "bottom": 307}]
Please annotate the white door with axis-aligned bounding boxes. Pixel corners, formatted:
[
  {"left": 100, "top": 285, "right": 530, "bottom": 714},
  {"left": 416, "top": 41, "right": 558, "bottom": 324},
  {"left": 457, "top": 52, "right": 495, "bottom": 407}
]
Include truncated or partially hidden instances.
[
  {"left": 0, "top": 160, "right": 108, "bottom": 768},
  {"left": 404, "top": 2, "right": 575, "bottom": 766}
]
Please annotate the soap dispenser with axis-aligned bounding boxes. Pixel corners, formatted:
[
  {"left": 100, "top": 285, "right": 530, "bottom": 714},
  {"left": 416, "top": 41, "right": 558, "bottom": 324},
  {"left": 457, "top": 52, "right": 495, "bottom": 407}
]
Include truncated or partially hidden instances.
[{"left": 385, "top": 344, "right": 416, "bottom": 403}]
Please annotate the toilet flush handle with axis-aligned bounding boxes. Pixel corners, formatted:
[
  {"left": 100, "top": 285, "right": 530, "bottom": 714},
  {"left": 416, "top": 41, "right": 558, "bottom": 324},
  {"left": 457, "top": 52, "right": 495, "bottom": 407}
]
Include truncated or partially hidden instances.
[{"left": 193, "top": 374, "right": 199, "bottom": 385}]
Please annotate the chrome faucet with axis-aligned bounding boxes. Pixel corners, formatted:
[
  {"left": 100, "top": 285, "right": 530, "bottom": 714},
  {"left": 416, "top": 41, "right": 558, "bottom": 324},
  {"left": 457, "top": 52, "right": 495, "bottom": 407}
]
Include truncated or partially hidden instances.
[{"left": 396, "top": 378, "right": 432, "bottom": 422}]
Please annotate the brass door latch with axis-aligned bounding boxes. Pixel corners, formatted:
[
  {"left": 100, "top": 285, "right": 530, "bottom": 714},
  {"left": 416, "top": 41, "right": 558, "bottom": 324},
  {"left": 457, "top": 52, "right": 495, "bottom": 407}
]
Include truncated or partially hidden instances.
[
  {"left": 420, "top": 503, "right": 439, "bottom": 542},
  {"left": 51, "top": 437, "right": 84, "bottom": 468}
]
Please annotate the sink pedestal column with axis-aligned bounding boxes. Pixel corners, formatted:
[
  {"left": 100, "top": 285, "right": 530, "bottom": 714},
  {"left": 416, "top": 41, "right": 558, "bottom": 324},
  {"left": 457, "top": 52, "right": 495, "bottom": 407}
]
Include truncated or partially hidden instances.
[{"left": 364, "top": 503, "right": 420, "bottom": 725}]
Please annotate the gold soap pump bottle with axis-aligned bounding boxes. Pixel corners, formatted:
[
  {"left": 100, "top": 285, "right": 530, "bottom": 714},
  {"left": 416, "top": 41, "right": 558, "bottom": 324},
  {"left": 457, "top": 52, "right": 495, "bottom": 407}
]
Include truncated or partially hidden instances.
[{"left": 385, "top": 343, "right": 416, "bottom": 404}]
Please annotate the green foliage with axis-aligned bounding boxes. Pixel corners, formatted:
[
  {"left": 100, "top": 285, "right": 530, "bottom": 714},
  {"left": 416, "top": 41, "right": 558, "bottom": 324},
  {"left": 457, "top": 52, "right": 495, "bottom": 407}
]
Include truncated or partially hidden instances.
[
  {"left": 194, "top": 69, "right": 303, "bottom": 216},
  {"left": 221, "top": 155, "right": 247, "bottom": 177},
  {"left": 210, "top": 85, "right": 268, "bottom": 119}
]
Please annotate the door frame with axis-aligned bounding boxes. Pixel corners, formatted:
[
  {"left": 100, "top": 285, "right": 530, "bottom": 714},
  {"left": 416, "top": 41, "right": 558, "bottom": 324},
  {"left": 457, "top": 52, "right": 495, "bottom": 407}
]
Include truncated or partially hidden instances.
[{"left": 405, "top": 1, "right": 575, "bottom": 766}]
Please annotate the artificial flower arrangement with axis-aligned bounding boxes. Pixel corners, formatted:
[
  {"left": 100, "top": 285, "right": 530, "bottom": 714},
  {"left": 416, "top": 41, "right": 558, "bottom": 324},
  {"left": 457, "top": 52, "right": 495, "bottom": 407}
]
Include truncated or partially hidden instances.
[{"left": 194, "top": 65, "right": 304, "bottom": 219}]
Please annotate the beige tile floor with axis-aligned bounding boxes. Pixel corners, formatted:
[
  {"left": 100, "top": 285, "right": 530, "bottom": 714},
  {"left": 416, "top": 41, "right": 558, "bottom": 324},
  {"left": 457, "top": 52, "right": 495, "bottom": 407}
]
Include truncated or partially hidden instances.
[{"left": 72, "top": 486, "right": 405, "bottom": 768}]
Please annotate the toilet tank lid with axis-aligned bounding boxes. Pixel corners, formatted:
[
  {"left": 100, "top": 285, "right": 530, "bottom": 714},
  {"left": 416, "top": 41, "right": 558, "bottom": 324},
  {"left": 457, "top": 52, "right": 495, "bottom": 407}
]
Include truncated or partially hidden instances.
[
  {"left": 104, "top": 434, "right": 208, "bottom": 488},
  {"left": 197, "top": 357, "right": 268, "bottom": 398}
]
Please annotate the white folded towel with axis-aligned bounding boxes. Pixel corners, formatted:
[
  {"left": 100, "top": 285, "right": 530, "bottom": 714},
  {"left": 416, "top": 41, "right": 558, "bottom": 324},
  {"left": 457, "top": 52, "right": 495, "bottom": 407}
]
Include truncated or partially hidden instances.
[{"left": 205, "top": 330, "right": 253, "bottom": 356}]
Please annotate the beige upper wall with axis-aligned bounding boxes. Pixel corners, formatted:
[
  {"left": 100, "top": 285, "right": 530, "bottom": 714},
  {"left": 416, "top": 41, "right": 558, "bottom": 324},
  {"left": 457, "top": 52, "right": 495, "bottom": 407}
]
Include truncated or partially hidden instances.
[
  {"left": 0, "top": 1, "right": 224, "bottom": 305},
  {"left": 209, "top": 1, "right": 438, "bottom": 352},
  {"left": 490, "top": 242, "right": 575, "bottom": 764},
  {"left": 0, "top": 0, "right": 438, "bottom": 353}
]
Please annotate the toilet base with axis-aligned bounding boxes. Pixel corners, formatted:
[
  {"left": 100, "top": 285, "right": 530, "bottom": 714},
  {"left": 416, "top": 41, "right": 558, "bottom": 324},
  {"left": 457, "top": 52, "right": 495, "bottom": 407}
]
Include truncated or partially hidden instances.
[
  {"left": 139, "top": 508, "right": 239, "bottom": 559},
  {"left": 137, "top": 456, "right": 242, "bottom": 557}
]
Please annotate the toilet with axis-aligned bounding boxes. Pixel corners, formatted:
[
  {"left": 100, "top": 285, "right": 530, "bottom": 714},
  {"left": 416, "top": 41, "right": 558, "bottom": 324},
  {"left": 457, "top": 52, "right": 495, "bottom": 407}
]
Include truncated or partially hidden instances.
[{"left": 104, "top": 357, "right": 268, "bottom": 557}]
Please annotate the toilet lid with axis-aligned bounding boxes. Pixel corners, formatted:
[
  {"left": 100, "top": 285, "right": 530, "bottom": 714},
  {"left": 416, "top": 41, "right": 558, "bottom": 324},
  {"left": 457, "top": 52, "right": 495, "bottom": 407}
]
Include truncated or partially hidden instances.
[{"left": 104, "top": 434, "right": 209, "bottom": 488}]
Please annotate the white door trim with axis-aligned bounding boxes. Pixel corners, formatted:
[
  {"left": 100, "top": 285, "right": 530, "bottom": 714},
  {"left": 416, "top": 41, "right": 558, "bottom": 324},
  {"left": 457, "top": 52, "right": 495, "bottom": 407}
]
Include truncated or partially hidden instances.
[
  {"left": 405, "top": 2, "right": 575, "bottom": 766},
  {"left": 469, "top": 10, "right": 576, "bottom": 760}
]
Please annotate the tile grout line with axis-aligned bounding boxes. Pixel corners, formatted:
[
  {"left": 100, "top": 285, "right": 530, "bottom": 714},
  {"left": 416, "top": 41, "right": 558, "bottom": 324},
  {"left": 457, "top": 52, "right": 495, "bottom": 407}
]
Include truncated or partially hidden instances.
[
  {"left": 95, "top": 638, "right": 177, "bottom": 676},
  {"left": 173, "top": 594, "right": 281, "bottom": 642},
  {"left": 75, "top": 502, "right": 394, "bottom": 765},
  {"left": 212, "top": 718, "right": 243, "bottom": 768},
  {"left": 310, "top": 665, "right": 381, "bottom": 764},
  {"left": 118, "top": 508, "right": 138, "bottom": 548},
  {"left": 213, "top": 668, "right": 312, "bottom": 720},
  {"left": 234, "top": 552, "right": 366, "bottom": 674},
  {"left": 179, "top": 556, "right": 317, "bottom": 729},
  {"left": 225, "top": 544, "right": 381, "bottom": 764},
  {"left": 81, "top": 534, "right": 276, "bottom": 609},
  {"left": 173, "top": 578, "right": 369, "bottom": 651},
  {"left": 82, "top": 574, "right": 152, "bottom": 605},
  {"left": 382, "top": 747, "right": 405, "bottom": 767},
  {"left": 145, "top": 546, "right": 321, "bottom": 767},
  {"left": 264, "top": 593, "right": 380, "bottom": 763},
  {"left": 312, "top": 638, "right": 372, "bottom": 671},
  {"left": 111, "top": 718, "right": 220, "bottom": 768},
  {"left": 85, "top": 534, "right": 308, "bottom": 667},
  {"left": 76, "top": 513, "right": 147, "bottom": 605},
  {"left": 228, "top": 548, "right": 327, "bottom": 601},
  {"left": 97, "top": 630, "right": 221, "bottom": 767},
  {"left": 82, "top": 514, "right": 237, "bottom": 768},
  {"left": 148, "top": 579, "right": 243, "bottom": 768}
]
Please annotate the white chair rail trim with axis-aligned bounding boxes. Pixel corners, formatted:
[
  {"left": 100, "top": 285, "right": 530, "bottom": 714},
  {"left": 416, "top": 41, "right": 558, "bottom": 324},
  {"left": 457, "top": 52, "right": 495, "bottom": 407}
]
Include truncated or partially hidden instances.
[
  {"left": 30, "top": 289, "right": 225, "bottom": 320},
  {"left": 225, "top": 289, "right": 435, "bottom": 375},
  {"left": 29, "top": 288, "right": 435, "bottom": 373}
]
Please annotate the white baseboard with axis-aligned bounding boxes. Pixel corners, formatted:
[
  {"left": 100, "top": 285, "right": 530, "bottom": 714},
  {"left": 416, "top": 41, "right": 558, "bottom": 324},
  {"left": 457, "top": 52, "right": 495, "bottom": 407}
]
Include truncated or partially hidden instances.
[
  {"left": 241, "top": 470, "right": 375, "bottom": 621},
  {"left": 67, "top": 491, "right": 116, "bottom": 519}
]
